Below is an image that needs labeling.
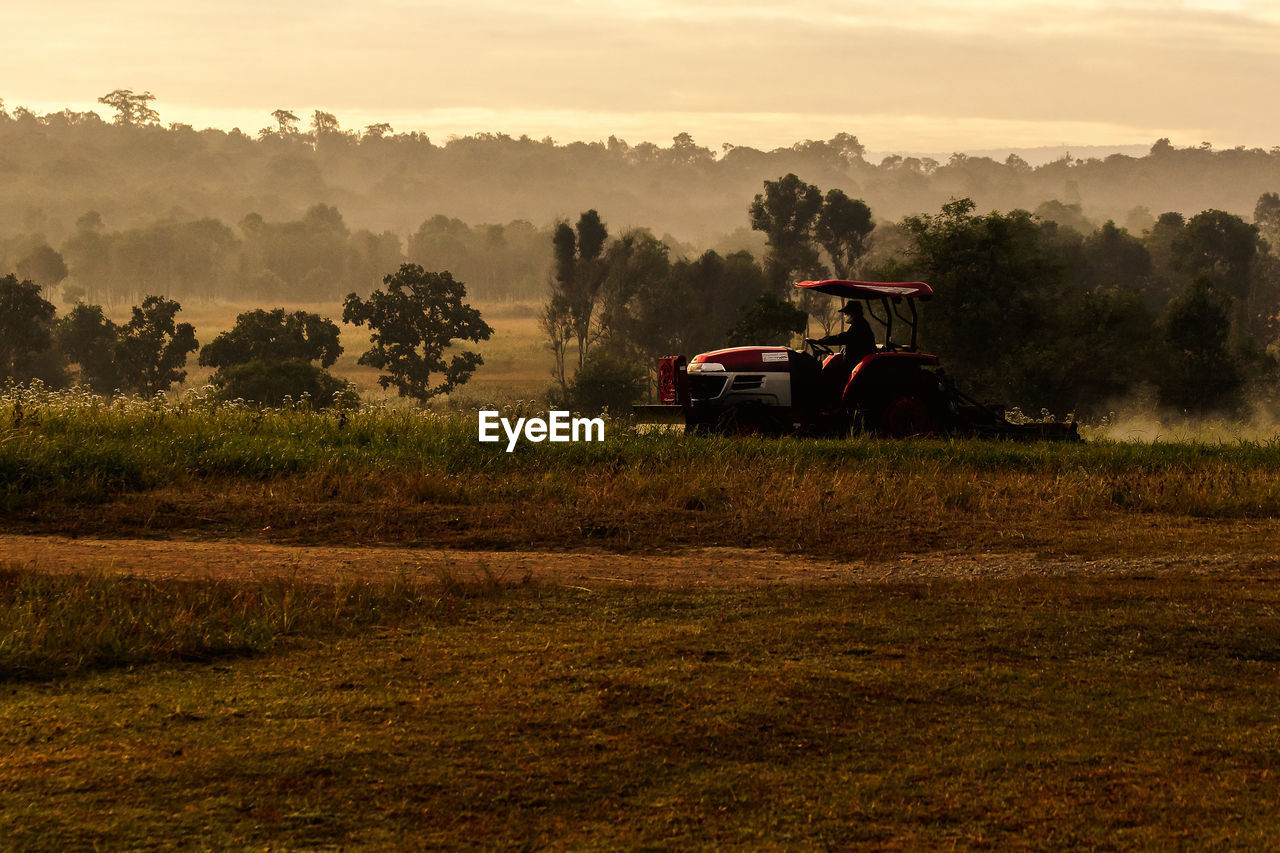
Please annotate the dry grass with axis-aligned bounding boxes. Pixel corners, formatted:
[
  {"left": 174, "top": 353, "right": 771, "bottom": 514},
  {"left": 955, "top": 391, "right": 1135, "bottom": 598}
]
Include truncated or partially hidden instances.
[
  {"left": 0, "top": 566, "right": 513, "bottom": 681},
  {"left": 5, "top": 568, "right": 1280, "bottom": 848}
]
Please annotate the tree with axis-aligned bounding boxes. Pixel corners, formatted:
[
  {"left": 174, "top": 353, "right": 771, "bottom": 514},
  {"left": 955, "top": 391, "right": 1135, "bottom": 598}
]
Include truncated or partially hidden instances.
[
  {"left": 814, "top": 189, "right": 875, "bottom": 279},
  {"left": 1156, "top": 277, "right": 1244, "bottom": 414},
  {"left": 271, "top": 109, "right": 300, "bottom": 135},
  {"left": 312, "top": 110, "right": 340, "bottom": 135},
  {"left": 198, "top": 309, "right": 351, "bottom": 407},
  {"left": 56, "top": 303, "right": 120, "bottom": 393},
  {"left": 1255, "top": 192, "right": 1280, "bottom": 250},
  {"left": 668, "top": 132, "right": 714, "bottom": 167},
  {"left": 749, "top": 174, "right": 826, "bottom": 291},
  {"left": 200, "top": 308, "right": 341, "bottom": 369},
  {"left": 809, "top": 189, "right": 876, "bottom": 335},
  {"left": 198, "top": 306, "right": 355, "bottom": 409},
  {"left": 1140, "top": 211, "right": 1187, "bottom": 311},
  {"left": 61, "top": 213, "right": 112, "bottom": 305},
  {"left": 0, "top": 274, "right": 63, "bottom": 384},
  {"left": 543, "top": 210, "right": 610, "bottom": 386},
  {"left": 593, "top": 234, "right": 772, "bottom": 377},
  {"left": 661, "top": 250, "right": 770, "bottom": 355},
  {"left": 239, "top": 204, "right": 351, "bottom": 299},
  {"left": 901, "top": 198, "right": 1065, "bottom": 403},
  {"left": 1174, "top": 209, "right": 1265, "bottom": 337},
  {"left": 828, "top": 132, "right": 866, "bottom": 164},
  {"left": 540, "top": 291, "right": 574, "bottom": 391},
  {"left": 1174, "top": 210, "right": 1260, "bottom": 302},
  {"left": 1035, "top": 286, "right": 1158, "bottom": 416},
  {"left": 97, "top": 89, "right": 159, "bottom": 126},
  {"left": 1079, "top": 221, "right": 1151, "bottom": 289},
  {"left": 1034, "top": 200, "right": 1092, "bottom": 234},
  {"left": 16, "top": 245, "right": 68, "bottom": 290},
  {"left": 900, "top": 199, "right": 1172, "bottom": 412},
  {"left": 114, "top": 296, "right": 198, "bottom": 396},
  {"left": 727, "top": 293, "right": 808, "bottom": 347},
  {"left": 350, "top": 229, "right": 406, "bottom": 291},
  {"left": 409, "top": 215, "right": 472, "bottom": 277},
  {"left": 343, "top": 264, "right": 492, "bottom": 402},
  {"left": 595, "top": 229, "right": 673, "bottom": 360}
]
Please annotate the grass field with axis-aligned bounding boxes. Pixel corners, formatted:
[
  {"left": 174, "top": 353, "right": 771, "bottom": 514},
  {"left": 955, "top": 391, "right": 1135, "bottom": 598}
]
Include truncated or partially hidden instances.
[
  {"left": 6, "top": 390, "right": 1280, "bottom": 848},
  {"left": 117, "top": 298, "right": 558, "bottom": 403},
  {"left": 5, "top": 387, "right": 1280, "bottom": 559}
]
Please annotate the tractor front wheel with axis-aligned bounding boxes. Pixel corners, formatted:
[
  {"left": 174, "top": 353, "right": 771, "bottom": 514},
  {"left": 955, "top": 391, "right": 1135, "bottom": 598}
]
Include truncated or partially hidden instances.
[{"left": 715, "top": 404, "right": 777, "bottom": 437}]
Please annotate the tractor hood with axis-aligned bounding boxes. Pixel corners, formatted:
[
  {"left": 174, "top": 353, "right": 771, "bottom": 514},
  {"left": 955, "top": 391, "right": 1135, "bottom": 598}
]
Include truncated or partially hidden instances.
[
  {"left": 689, "top": 346, "right": 792, "bottom": 373},
  {"left": 795, "top": 279, "right": 934, "bottom": 300}
]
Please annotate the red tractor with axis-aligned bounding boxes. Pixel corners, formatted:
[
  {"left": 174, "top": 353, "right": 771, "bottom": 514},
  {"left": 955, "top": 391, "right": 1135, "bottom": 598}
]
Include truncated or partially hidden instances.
[{"left": 637, "top": 279, "right": 1079, "bottom": 440}]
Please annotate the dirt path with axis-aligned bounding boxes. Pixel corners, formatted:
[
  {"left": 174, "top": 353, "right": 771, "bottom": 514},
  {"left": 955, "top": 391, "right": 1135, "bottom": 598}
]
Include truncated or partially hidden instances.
[{"left": 0, "top": 534, "right": 1268, "bottom": 587}]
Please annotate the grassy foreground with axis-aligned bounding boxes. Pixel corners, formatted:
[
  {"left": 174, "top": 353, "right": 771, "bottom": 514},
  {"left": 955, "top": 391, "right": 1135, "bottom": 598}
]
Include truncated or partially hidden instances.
[
  {"left": 5, "top": 567, "right": 1280, "bottom": 848},
  {"left": 5, "top": 386, "right": 1280, "bottom": 559},
  {"left": 7, "top": 390, "right": 1280, "bottom": 847}
]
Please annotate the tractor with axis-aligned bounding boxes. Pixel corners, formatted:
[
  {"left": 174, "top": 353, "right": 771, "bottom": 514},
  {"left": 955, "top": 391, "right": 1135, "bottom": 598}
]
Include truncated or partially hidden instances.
[{"left": 635, "top": 279, "right": 1079, "bottom": 441}]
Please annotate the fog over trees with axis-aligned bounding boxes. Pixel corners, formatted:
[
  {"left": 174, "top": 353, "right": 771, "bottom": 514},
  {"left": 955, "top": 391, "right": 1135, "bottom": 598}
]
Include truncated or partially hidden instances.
[
  {"left": 4, "top": 97, "right": 1280, "bottom": 266},
  {"left": 9, "top": 95, "right": 1280, "bottom": 418}
]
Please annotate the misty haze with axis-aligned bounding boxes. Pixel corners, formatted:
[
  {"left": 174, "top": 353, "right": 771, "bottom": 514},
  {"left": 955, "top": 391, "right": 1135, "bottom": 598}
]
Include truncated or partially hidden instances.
[{"left": 10, "top": 1, "right": 1280, "bottom": 847}]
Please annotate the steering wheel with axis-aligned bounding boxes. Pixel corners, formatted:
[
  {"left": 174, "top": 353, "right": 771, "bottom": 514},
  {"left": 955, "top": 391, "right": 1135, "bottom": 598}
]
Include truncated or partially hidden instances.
[{"left": 804, "top": 338, "right": 834, "bottom": 358}]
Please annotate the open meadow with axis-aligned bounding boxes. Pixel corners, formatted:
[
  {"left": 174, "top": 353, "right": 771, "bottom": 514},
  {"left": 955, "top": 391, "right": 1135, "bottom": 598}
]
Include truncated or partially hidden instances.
[{"left": 4, "top": 389, "right": 1280, "bottom": 848}]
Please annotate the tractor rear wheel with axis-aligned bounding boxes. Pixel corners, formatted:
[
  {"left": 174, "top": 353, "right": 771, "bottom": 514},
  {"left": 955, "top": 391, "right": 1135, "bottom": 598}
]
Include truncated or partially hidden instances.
[{"left": 878, "top": 394, "right": 941, "bottom": 438}]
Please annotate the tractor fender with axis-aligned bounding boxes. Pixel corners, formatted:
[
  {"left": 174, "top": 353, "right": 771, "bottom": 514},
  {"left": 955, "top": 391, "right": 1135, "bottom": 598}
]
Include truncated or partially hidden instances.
[{"left": 841, "top": 352, "right": 940, "bottom": 404}]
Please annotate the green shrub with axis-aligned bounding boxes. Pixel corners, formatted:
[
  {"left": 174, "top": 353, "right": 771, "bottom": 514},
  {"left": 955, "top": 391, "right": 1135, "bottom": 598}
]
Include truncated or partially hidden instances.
[
  {"left": 211, "top": 358, "right": 357, "bottom": 408},
  {"left": 565, "top": 348, "right": 647, "bottom": 416}
]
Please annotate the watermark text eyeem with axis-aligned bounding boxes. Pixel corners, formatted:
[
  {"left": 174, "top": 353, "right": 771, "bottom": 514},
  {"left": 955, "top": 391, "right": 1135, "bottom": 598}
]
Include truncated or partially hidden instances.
[{"left": 478, "top": 410, "right": 605, "bottom": 452}]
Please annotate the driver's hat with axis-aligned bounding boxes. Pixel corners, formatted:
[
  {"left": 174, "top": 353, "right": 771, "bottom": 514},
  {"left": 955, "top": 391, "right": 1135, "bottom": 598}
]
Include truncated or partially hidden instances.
[{"left": 838, "top": 301, "right": 863, "bottom": 315}]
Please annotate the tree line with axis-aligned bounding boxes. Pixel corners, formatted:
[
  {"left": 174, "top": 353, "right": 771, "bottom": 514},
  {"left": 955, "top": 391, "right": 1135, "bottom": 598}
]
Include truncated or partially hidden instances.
[
  {"left": 6, "top": 93, "right": 1280, "bottom": 252},
  {"left": 1, "top": 265, "right": 492, "bottom": 408},
  {"left": 0, "top": 207, "right": 553, "bottom": 306},
  {"left": 546, "top": 177, "right": 1280, "bottom": 419}
]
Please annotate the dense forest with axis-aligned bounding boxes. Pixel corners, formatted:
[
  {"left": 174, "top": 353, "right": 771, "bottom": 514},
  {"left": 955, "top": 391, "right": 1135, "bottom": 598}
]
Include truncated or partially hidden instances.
[{"left": 544, "top": 177, "right": 1280, "bottom": 421}]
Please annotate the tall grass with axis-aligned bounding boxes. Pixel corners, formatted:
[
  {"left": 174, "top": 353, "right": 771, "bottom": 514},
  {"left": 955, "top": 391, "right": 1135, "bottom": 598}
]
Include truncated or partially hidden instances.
[
  {"left": 8, "top": 383, "right": 1280, "bottom": 480},
  {"left": 6, "top": 384, "right": 1280, "bottom": 552}
]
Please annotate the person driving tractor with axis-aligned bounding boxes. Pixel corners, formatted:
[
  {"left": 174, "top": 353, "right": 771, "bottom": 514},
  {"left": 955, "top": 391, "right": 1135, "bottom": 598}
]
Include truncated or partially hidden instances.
[
  {"left": 806, "top": 301, "right": 878, "bottom": 399},
  {"left": 810, "top": 301, "right": 876, "bottom": 361}
]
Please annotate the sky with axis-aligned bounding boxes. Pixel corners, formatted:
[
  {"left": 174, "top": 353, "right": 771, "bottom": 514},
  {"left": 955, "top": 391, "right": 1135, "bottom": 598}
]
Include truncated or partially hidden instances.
[{"left": 5, "top": 0, "right": 1280, "bottom": 153}]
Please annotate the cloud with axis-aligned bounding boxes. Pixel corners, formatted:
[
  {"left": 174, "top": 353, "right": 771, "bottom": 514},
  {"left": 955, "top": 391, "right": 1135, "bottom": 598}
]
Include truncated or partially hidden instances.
[{"left": 4, "top": 0, "right": 1279, "bottom": 149}]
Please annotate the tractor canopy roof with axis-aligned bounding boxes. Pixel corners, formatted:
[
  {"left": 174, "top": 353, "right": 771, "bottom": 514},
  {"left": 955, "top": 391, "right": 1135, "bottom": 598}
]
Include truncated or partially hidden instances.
[{"left": 794, "top": 280, "right": 934, "bottom": 300}]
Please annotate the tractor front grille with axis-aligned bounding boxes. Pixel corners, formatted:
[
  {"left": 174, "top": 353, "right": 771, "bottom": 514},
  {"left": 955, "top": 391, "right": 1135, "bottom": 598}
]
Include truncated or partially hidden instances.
[
  {"left": 731, "top": 374, "right": 765, "bottom": 391},
  {"left": 689, "top": 374, "right": 728, "bottom": 400}
]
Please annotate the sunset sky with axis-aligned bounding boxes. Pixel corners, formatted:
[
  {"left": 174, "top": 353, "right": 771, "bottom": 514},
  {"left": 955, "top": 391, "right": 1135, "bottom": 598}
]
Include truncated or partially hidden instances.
[{"left": 5, "top": 0, "right": 1278, "bottom": 153}]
